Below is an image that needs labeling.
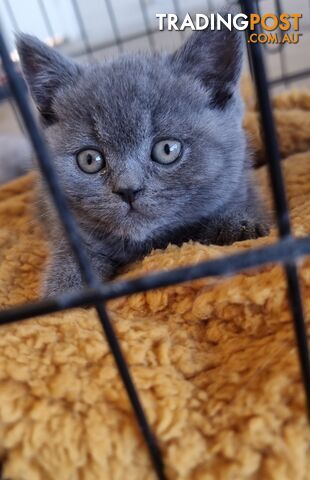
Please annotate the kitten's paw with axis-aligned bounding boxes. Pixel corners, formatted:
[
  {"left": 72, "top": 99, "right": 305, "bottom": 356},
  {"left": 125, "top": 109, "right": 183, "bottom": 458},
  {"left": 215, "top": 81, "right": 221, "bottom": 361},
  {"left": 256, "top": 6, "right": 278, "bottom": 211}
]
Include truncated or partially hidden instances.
[
  {"left": 41, "top": 267, "right": 83, "bottom": 299},
  {"left": 214, "top": 219, "right": 270, "bottom": 245}
]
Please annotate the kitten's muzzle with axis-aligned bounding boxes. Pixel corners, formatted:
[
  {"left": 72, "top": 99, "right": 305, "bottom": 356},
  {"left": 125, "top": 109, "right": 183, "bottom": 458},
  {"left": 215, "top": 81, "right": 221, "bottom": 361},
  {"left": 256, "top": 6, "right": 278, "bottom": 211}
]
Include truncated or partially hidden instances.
[{"left": 113, "top": 187, "right": 143, "bottom": 206}]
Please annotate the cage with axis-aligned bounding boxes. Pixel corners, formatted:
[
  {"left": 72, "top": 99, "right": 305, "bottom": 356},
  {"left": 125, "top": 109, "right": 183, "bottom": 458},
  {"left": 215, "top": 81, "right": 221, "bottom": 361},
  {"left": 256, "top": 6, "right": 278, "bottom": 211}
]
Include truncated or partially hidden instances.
[{"left": 0, "top": 0, "right": 310, "bottom": 479}]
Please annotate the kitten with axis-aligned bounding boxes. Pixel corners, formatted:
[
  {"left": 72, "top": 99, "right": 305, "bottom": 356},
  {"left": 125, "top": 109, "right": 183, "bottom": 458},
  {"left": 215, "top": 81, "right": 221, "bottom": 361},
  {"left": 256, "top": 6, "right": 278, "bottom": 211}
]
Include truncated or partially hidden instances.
[{"left": 16, "top": 28, "right": 269, "bottom": 297}]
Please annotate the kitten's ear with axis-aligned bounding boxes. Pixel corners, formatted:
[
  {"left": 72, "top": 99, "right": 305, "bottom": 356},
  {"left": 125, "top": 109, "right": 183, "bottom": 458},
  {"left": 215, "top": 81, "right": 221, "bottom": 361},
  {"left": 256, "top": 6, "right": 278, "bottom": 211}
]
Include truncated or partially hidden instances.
[
  {"left": 16, "top": 33, "right": 80, "bottom": 125},
  {"left": 171, "top": 22, "right": 243, "bottom": 109}
]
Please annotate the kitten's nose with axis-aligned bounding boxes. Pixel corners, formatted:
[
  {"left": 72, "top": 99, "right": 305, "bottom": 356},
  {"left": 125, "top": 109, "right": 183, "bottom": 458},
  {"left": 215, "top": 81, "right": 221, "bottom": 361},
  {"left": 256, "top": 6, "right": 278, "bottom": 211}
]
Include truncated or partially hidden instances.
[{"left": 114, "top": 187, "right": 142, "bottom": 205}]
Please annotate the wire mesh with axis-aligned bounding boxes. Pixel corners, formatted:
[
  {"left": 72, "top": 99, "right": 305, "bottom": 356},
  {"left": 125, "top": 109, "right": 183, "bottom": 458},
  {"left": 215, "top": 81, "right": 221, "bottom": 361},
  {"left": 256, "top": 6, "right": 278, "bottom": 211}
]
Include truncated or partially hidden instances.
[
  {"left": 104, "top": 0, "right": 124, "bottom": 53},
  {"left": 37, "top": 0, "right": 55, "bottom": 39},
  {"left": 138, "top": 0, "right": 156, "bottom": 51},
  {"left": 0, "top": 0, "right": 309, "bottom": 478},
  {"left": 241, "top": 0, "right": 310, "bottom": 418},
  {"left": 70, "top": 0, "right": 94, "bottom": 58}
]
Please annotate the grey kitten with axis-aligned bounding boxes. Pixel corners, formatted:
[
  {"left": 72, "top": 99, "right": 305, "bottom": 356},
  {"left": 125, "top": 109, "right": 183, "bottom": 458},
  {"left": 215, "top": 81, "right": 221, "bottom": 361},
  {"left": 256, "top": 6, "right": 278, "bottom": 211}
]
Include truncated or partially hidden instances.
[{"left": 16, "top": 28, "right": 269, "bottom": 297}]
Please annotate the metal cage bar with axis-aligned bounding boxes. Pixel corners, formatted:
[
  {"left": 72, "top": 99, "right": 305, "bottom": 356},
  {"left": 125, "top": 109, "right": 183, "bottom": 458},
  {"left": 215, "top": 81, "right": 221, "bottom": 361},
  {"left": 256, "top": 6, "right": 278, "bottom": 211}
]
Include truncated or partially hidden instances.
[
  {"left": 104, "top": 0, "right": 124, "bottom": 53},
  {"left": 138, "top": 0, "right": 156, "bottom": 51},
  {"left": 3, "top": 0, "right": 19, "bottom": 31},
  {"left": 241, "top": 0, "right": 310, "bottom": 415},
  {"left": 37, "top": 0, "right": 55, "bottom": 40},
  {"left": 70, "top": 0, "right": 94, "bottom": 58}
]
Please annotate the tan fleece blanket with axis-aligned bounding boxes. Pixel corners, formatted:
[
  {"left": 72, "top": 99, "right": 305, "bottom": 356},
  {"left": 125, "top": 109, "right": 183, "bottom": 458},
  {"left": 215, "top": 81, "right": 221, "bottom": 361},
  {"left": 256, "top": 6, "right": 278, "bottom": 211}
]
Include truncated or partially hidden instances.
[{"left": 0, "top": 88, "right": 310, "bottom": 480}]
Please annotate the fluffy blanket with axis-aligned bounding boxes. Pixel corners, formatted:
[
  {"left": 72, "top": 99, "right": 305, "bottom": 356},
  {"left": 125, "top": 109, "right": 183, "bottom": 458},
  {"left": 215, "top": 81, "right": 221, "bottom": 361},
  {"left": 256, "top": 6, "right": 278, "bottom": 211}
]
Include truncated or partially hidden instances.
[{"left": 0, "top": 87, "right": 310, "bottom": 480}]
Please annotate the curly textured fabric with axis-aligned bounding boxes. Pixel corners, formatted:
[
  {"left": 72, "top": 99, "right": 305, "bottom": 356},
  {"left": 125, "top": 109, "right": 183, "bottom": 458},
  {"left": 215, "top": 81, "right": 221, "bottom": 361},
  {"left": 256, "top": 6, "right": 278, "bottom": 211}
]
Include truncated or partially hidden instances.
[
  {"left": 0, "top": 89, "right": 310, "bottom": 479},
  {"left": 241, "top": 79, "right": 310, "bottom": 166}
]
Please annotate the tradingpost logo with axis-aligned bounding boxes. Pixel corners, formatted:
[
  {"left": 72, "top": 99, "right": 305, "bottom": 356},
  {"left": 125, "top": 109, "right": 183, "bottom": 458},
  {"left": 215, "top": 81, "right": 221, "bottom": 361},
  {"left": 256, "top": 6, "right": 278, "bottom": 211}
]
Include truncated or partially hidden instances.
[{"left": 156, "top": 13, "right": 303, "bottom": 44}]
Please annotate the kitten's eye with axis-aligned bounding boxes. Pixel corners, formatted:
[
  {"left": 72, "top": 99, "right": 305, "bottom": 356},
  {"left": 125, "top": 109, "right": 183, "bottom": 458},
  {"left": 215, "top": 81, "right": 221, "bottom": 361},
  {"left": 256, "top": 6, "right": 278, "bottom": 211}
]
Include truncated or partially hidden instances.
[
  {"left": 76, "top": 149, "right": 105, "bottom": 173},
  {"left": 151, "top": 139, "right": 182, "bottom": 165}
]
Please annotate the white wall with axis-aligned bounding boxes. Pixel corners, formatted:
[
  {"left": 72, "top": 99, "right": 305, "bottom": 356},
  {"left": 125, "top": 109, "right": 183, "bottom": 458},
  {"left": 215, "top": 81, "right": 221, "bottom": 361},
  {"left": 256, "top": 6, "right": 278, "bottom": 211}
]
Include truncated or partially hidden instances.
[
  {"left": 0, "top": 0, "right": 309, "bottom": 88},
  {"left": 1, "top": 0, "right": 309, "bottom": 54},
  {"left": 0, "top": 0, "right": 225, "bottom": 53}
]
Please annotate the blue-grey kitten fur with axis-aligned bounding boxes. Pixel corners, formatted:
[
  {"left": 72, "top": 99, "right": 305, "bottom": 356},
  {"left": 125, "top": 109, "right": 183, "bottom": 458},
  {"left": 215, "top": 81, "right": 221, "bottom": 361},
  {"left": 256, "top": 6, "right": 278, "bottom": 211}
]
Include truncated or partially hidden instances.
[{"left": 16, "top": 28, "right": 269, "bottom": 297}]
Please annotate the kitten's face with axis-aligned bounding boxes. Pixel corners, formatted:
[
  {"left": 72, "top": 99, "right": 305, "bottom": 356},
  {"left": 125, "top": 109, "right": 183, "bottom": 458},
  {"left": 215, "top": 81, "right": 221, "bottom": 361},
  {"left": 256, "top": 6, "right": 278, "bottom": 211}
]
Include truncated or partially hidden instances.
[{"left": 17, "top": 30, "right": 245, "bottom": 242}]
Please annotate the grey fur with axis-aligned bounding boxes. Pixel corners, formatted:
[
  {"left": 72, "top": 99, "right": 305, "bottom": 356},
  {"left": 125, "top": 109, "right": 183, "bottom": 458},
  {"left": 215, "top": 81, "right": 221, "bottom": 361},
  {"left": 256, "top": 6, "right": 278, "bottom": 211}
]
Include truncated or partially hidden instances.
[{"left": 16, "top": 29, "right": 269, "bottom": 297}]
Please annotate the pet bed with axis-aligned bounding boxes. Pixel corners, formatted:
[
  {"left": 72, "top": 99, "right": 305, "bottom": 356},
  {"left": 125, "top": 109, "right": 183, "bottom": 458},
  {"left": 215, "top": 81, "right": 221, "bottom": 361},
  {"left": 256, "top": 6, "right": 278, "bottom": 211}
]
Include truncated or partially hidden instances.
[{"left": 0, "top": 87, "right": 310, "bottom": 479}]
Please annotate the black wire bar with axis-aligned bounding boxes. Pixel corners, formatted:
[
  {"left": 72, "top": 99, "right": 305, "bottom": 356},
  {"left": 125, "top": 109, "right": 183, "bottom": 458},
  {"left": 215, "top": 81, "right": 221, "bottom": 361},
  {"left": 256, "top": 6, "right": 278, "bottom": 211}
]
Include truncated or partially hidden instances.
[
  {"left": 260, "top": 0, "right": 288, "bottom": 86},
  {"left": 138, "top": 0, "right": 156, "bottom": 51},
  {"left": 255, "top": 0, "right": 285, "bottom": 55},
  {"left": 243, "top": 1, "right": 291, "bottom": 237},
  {"left": 37, "top": 0, "right": 55, "bottom": 40},
  {"left": 8, "top": 96, "right": 25, "bottom": 134},
  {"left": 171, "top": 0, "right": 186, "bottom": 39},
  {"left": 1, "top": 235, "right": 310, "bottom": 326},
  {"left": 269, "top": 68, "right": 310, "bottom": 86},
  {"left": 0, "top": 31, "right": 166, "bottom": 480},
  {"left": 70, "top": 0, "right": 94, "bottom": 58},
  {"left": 3, "top": 0, "right": 19, "bottom": 31},
  {"left": 241, "top": 0, "right": 310, "bottom": 418},
  {"left": 103, "top": 0, "right": 124, "bottom": 53}
]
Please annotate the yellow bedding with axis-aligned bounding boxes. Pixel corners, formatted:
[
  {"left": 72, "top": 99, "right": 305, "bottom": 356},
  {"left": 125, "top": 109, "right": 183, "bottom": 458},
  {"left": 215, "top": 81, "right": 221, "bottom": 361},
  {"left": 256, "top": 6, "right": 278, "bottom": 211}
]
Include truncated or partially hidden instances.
[{"left": 0, "top": 88, "right": 310, "bottom": 479}]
